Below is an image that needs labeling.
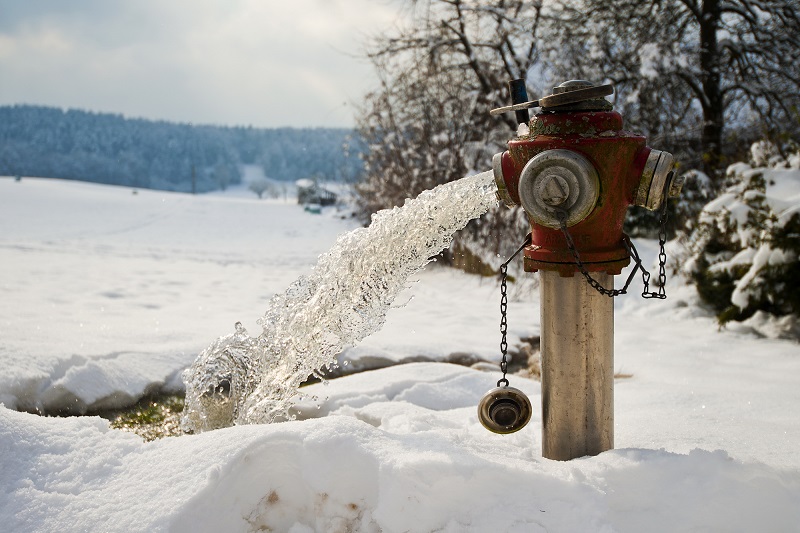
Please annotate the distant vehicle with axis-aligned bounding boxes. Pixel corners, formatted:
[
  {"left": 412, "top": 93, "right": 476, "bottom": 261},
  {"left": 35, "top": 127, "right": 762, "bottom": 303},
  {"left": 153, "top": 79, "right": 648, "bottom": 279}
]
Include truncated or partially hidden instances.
[{"left": 296, "top": 179, "right": 337, "bottom": 206}]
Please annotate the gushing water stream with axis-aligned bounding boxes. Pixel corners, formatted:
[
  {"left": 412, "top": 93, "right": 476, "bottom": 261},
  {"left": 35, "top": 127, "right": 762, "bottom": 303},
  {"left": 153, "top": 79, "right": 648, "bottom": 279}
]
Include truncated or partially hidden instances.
[{"left": 181, "top": 171, "right": 498, "bottom": 432}]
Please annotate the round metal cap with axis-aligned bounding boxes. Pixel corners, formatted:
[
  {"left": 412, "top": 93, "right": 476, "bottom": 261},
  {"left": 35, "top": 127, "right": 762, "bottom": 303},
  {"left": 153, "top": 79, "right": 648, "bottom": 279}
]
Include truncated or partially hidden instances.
[
  {"left": 518, "top": 149, "right": 600, "bottom": 228},
  {"left": 478, "top": 385, "right": 532, "bottom": 434}
]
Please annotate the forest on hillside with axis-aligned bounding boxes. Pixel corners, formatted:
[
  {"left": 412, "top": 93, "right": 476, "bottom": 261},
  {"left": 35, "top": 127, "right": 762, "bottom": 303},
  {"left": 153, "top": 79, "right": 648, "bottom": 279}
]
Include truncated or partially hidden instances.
[{"left": 0, "top": 105, "right": 364, "bottom": 193}]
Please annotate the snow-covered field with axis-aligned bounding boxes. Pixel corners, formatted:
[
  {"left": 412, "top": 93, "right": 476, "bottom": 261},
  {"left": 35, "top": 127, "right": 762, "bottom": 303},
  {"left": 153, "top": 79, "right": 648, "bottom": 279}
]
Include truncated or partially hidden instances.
[{"left": 1, "top": 175, "right": 799, "bottom": 532}]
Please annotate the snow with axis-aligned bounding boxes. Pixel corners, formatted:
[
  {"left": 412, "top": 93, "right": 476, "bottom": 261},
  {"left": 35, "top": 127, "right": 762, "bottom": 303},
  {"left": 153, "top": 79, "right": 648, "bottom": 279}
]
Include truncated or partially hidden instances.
[
  {"left": 3, "top": 364, "right": 800, "bottom": 532},
  {"left": 638, "top": 43, "right": 661, "bottom": 79},
  {"left": 0, "top": 175, "right": 353, "bottom": 413},
  {"left": 2, "top": 176, "right": 800, "bottom": 531}
]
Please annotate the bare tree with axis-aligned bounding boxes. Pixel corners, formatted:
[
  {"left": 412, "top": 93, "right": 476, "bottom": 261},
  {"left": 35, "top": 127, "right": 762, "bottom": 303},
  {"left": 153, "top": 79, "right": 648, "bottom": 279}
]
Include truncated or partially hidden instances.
[
  {"left": 356, "top": 0, "right": 545, "bottom": 259},
  {"left": 249, "top": 178, "right": 272, "bottom": 199},
  {"left": 545, "top": 0, "right": 800, "bottom": 180}
]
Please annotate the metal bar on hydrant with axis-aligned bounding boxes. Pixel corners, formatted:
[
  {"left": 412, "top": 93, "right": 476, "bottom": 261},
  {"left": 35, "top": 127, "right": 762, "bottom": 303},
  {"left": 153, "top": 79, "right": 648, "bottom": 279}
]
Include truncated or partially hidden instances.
[{"left": 540, "top": 271, "right": 614, "bottom": 461}]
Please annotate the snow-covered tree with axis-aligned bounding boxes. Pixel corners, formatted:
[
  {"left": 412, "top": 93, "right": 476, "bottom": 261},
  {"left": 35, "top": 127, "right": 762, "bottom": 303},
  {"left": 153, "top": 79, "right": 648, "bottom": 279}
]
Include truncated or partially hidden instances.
[
  {"left": 357, "top": 0, "right": 800, "bottom": 244},
  {"left": 0, "top": 105, "right": 365, "bottom": 193},
  {"left": 676, "top": 143, "right": 800, "bottom": 336}
]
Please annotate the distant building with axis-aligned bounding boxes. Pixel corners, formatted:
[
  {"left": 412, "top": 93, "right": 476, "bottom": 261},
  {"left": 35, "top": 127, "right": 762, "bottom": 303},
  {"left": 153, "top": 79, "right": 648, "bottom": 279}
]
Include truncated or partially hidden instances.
[{"left": 295, "top": 179, "right": 337, "bottom": 206}]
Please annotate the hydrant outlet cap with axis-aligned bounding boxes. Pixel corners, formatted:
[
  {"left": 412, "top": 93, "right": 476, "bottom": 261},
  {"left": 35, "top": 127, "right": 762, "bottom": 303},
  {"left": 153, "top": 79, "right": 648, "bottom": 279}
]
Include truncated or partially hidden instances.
[
  {"left": 518, "top": 149, "right": 600, "bottom": 228},
  {"left": 478, "top": 385, "right": 532, "bottom": 434},
  {"left": 634, "top": 149, "right": 676, "bottom": 211}
]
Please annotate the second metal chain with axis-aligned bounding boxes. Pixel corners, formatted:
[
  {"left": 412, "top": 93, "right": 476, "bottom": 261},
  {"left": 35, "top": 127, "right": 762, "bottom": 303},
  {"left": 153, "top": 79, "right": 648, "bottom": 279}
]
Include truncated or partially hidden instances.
[
  {"left": 641, "top": 202, "right": 669, "bottom": 299},
  {"left": 552, "top": 204, "right": 669, "bottom": 299},
  {"left": 498, "top": 233, "right": 531, "bottom": 387}
]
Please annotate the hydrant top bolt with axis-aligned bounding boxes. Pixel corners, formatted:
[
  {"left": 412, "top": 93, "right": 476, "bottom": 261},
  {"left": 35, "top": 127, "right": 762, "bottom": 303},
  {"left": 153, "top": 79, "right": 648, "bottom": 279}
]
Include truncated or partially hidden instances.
[
  {"left": 489, "top": 79, "right": 614, "bottom": 117},
  {"left": 540, "top": 174, "right": 570, "bottom": 207},
  {"left": 508, "top": 79, "right": 531, "bottom": 125},
  {"left": 551, "top": 79, "right": 594, "bottom": 94}
]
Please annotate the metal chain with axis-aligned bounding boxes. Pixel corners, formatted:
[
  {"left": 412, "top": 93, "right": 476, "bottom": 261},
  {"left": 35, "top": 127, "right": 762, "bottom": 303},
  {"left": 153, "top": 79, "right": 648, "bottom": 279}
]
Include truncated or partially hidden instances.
[
  {"left": 641, "top": 202, "right": 669, "bottom": 299},
  {"left": 552, "top": 207, "right": 631, "bottom": 297},
  {"left": 498, "top": 234, "right": 532, "bottom": 387},
  {"left": 495, "top": 204, "right": 669, "bottom": 385},
  {"left": 552, "top": 204, "right": 669, "bottom": 299}
]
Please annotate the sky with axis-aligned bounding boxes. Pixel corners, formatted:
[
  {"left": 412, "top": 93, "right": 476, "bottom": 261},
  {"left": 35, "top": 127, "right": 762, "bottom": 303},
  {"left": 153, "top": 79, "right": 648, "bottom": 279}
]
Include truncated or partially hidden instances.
[{"left": 0, "top": 0, "right": 402, "bottom": 128}]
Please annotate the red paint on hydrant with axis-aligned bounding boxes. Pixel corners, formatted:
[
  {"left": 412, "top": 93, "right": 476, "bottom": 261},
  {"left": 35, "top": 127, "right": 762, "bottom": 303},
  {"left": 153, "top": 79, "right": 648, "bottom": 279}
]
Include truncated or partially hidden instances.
[{"left": 497, "top": 110, "right": 656, "bottom": 276}]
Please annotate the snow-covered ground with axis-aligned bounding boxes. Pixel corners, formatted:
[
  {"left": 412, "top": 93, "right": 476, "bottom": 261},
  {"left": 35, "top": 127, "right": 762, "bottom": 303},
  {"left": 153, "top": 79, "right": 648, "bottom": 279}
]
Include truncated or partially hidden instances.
[{"left": 1, "top": 175, "right": 799, "bottom": 532}]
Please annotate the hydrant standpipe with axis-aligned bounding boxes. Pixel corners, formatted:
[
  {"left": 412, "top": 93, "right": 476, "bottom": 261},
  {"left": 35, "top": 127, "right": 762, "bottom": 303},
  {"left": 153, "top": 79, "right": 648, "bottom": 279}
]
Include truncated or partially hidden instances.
[{"left": 483, "top": 79, "right": 684, "bottom": 461}]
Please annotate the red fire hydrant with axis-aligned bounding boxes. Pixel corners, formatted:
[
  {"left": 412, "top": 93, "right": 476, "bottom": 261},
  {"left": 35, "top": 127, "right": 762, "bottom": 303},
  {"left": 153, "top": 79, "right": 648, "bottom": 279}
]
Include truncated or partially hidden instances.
[{"left": 488, "top": 80, "right": 683, "bottom": 460}]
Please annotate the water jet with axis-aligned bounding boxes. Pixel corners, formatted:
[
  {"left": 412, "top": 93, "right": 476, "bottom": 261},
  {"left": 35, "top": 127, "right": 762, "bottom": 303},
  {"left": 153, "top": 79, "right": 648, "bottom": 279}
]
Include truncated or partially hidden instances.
[{"left": 181, "top": 173, "right": 499, "bottom": 432}]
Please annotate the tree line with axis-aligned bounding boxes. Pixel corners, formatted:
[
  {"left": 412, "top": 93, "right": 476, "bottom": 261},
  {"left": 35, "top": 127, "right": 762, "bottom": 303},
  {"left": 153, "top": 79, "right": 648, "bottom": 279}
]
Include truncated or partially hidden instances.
[{"left": 0, "top": 105, "right": 363, "bottom": 193}]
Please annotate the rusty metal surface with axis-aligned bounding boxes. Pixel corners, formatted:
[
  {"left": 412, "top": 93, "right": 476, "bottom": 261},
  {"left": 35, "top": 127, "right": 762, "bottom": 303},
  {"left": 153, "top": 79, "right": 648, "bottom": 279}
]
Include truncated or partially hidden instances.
[{"left": 504, "top": 110, "right": 647, "bottom": 273}]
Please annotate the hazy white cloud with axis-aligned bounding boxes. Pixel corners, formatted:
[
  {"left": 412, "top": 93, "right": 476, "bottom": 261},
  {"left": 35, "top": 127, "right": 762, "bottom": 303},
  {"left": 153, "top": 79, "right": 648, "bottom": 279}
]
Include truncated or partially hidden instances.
[{"left": 0, "top": 0, "right": 401, "bottom": 127}]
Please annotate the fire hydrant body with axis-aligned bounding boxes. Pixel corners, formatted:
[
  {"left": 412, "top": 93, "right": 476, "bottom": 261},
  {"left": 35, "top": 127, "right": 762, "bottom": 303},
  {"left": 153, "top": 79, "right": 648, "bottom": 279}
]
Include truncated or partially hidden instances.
[
  {"left": 490, "top": 80, "right": 681, "bottom": 461},
  {"left": 496, "top": 109, "right": 674, "bottom": 275}
]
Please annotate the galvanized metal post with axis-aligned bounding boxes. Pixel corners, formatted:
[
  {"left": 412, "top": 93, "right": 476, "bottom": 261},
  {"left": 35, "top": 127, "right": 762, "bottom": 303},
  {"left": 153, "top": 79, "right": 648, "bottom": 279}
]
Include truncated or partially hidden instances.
[{"left": 539, "top": 271, "right": 614, "bottom": 461}]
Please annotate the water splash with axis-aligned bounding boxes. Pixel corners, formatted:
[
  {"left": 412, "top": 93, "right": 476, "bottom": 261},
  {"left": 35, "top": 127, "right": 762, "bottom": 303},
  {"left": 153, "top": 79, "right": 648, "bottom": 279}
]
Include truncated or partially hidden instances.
[{"left": 181, "top": 171, "right": 498, "bottom": 432}]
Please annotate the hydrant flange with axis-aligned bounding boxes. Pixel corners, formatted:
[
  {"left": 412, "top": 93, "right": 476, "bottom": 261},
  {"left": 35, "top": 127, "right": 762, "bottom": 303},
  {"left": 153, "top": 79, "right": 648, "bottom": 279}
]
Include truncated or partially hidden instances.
[{"left": 493, "top": 152, "right": 515, "bottom": 208}]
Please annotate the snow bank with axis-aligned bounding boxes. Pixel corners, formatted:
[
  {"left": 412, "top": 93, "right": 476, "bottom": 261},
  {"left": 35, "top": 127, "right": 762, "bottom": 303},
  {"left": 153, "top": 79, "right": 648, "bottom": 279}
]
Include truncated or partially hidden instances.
[
  {"left": 2, "top": 364, "right": 800, "bottom": 532},
  {"left": 0, "top": 177, "right": 357, "bottom": 413}
]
